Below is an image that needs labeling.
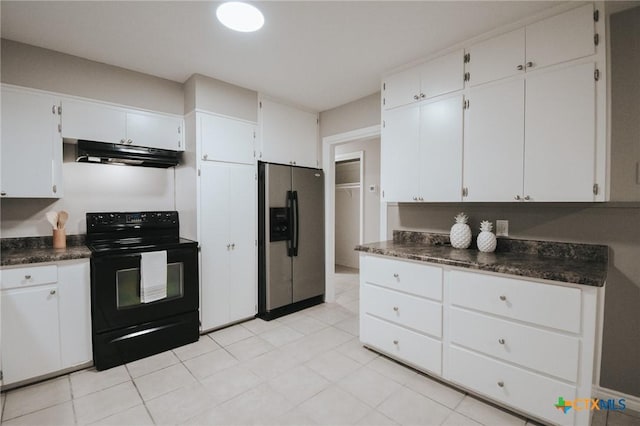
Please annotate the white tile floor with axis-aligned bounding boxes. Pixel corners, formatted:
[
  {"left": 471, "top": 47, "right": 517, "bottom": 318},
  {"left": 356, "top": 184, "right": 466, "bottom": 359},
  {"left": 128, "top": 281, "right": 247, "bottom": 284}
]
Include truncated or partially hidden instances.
[{"left": 1, "top": 266, "right": 639, "bottom": 426}]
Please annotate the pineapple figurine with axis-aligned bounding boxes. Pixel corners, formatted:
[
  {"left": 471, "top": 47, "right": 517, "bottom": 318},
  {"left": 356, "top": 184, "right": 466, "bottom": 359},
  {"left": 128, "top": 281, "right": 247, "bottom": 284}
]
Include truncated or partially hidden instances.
[
  {"left": 477, "top": 220, "right": 497, "bottom": 253},
  {"left": 450, "top": 213, "right": 472, "bottom": 249}
]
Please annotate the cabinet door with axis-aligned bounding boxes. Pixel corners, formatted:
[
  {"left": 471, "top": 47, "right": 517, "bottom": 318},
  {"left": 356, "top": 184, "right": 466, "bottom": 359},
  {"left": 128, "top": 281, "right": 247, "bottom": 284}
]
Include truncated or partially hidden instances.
[
  {"left": 525, "top": 4, "right": 595, "bottom": 70},
  {"left": 468, "top": 29, "right": 525, "bottom": 87},
  {"left": 1, "top": 285, "right": 61, "bottom": 385},
  {"left": 126, "top": 111, "right": 184, "bottom": 151},
  {"left": 228, "top": 165, "right": 257, "bottom": 321},
  {"left": 1, "top": 87, "right": 61, "bottom": 198},
  {"left": 61, "top": 98, "right": 126, "bottom": 143},
  {"left": 199, "top": 162, "right": 231, "bottom": 330},
  {"left": 418, "top": 95, "right": 463, "bottom": 202},
  {"left": 260, "top": 98, "right": 318, "bottom": 168},
  {"left": 464, "top": 80, "right": 525, "bottom": 202},
  {"left": 383, "top": 67, "right": 421, "bottom": 109},
  {"left": 201, "top": 113, "right": 256, "bottom": 164},
  {"left": 420, "top": 49, "right": 465, "bottom": 99},
  {"left": 524, "top": 62, "right": 596, "bottom": 202},
  {"left": 381, "top": 106, "right": 420, "bottom": 202},
  {"left": 58, "top": 261, "right": 92, "bottom": 368}
]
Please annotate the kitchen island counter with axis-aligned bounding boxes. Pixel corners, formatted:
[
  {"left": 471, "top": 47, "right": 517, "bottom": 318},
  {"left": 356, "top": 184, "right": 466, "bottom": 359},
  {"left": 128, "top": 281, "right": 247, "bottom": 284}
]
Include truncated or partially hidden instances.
[{"left": 356, "top": 231, "right": 607, "bottom": 287}]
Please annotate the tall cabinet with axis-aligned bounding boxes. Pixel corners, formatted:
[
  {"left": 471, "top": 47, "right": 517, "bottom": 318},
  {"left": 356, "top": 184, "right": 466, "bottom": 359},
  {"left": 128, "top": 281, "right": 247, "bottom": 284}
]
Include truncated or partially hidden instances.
[{"left": 183, "top": 111, "right": 258, "bottom": 332}]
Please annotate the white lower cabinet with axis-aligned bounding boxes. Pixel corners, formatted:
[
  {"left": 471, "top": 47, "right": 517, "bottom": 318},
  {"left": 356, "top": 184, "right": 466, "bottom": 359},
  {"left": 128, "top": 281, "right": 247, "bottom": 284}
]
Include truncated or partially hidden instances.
[
  {"left": 359, "top": 253, "right": 599, "bottom": 426},
  {"left": 199, "top": 161, "right": 257, "bottom": 331},
  {"left": 0, "top": 260, "right": 91, "bottom": 387}
]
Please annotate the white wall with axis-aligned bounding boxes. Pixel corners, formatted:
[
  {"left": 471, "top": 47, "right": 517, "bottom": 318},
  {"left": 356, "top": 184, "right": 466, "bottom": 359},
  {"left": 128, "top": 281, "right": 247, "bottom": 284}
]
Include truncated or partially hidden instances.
[
  {"left": 335, "top": 138, "right": 381, "bottom": 244},
  {"left": 0, "top": 40, "right": 179, "bottom": 238},
  {"left": 319, "top": 92, "right": 380, "bottom": 138},
  {"left": 184, "top": 74, "right": 258, "bottom": 121}
]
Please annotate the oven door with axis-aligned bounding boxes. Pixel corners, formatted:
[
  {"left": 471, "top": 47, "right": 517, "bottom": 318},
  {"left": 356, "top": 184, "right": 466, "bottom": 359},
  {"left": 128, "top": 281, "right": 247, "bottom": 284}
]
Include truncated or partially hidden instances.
[{"left": 90, "top": 246, "right": 198, "bottom": 333}]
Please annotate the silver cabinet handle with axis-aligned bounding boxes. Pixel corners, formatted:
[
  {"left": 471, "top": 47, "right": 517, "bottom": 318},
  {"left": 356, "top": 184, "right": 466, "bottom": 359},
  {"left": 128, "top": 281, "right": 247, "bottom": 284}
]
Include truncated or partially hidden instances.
[
  {"left": 517, "top": 64, "right": 524, "bottom": 71},
  {"left": 413, "top": 95, "right": 420, "bottom": 100},
  {"left": 203, "top": 154, "right": 209, "bottom": 160},
  {"left": 393, "top": 273, "right": 399, "bottom": 278},
  {"left": 497, "top": 381, "right": 504, "bottom": 388},
  {"left": 419, "top": 197, "right": 424, "bottom": 201},
  {"left": 499, "top": 295, "right": 507, "bottom": 301},
  {"left": 498, "top": 338, "right": 505, "bottom": 345},
  {"left": 120, "top": 139, "right": 126, "bottom": 144},
  {"left": 524, "top": 195, "right": 531, "bottom": 201},
  {"left": 25, "top": 275, "right": 32, "bottom": 279},
  {"left": 127, "top": 139, "right": 133, "bottom": 144},
  {"left": 226, "top": 244, "right": 231, "bottom": 250},
  {"left": 393, "top": 306, "right": 399, "bottom": 312},
  {"left": 420, "top": 93, "right": 426, "bottom": 98},
  {"left": 231, "top": 243, "right": 235, "bottom": 250},
  {"left": 412, "top": 196, "right": 417, "bottom": 201},
  {"left": 526, "top": 61, "right": 533, "bottom": 68},
  {"left": 514, "top": 195, "right": 521, "bottom": 200},
  {"left": 393, "top": 340, "right": 399, "bottom": 345},
  {"left": 50, "top": 289, "right": 56, "bottom": 295},
  {"left": 1, "top": 192, "right": 6, "bottom": 196}
]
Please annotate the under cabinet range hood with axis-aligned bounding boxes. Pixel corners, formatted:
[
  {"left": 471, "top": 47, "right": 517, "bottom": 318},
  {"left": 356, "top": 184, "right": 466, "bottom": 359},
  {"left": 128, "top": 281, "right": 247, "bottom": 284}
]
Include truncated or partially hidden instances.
[{"left": 76, "top": 140, "right": 179, "bottom": 168}]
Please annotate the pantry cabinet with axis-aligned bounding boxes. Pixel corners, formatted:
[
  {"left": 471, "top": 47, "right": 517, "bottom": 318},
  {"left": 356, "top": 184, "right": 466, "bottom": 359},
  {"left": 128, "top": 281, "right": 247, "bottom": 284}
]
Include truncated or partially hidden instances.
[
  {"left": 200, "top": 113, "right": 256, "bottom": 165},
  {"left": 381, "top": 95, "right": 463, "bottom": 203},
  {"left": 383, "top": 49, "right": 464, "bottom": 110},
  {"left": 0, "top": 260, "right": 91, "bottom": 387},
  {"left": 61, "top": 98, "right": 184, "bottom": 151},
  {"left": 467, "top": 29, "right": 525, "bottom": 87},
  {"left": 1, "top": 86, "right": 63, "bottom": 198},
  {"left": 199, "top": 161, "right": 257, "bottom": 331},
  {"left": 259, "top": 97, "right": 319, "bottom": 168}
]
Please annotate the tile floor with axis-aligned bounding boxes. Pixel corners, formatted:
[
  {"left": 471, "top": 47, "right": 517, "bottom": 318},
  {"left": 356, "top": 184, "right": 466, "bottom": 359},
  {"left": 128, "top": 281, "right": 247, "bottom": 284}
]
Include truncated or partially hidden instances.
[{"left": 1, "top": 266, "right": 639, "bottom": 426}]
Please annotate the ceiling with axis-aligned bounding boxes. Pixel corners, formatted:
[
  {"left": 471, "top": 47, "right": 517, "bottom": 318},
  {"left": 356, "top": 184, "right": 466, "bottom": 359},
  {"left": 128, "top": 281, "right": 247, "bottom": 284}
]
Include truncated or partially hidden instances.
[{"left": 1, "top": 1, "right": 563, "bottom": 112}]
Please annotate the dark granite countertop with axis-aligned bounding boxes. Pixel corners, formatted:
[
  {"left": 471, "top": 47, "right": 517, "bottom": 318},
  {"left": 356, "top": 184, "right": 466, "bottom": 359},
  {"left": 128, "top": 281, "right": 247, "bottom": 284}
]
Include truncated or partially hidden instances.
[
  {"left": 1, "top": 235, "right": 91, "bottom": 267},
  {"left": 355, "top": 231, "right": 608, "bottom": 287}
]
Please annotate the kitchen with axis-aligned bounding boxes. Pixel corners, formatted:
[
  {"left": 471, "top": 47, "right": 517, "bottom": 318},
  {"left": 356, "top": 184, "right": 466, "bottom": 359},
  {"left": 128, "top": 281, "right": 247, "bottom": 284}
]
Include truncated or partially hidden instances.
[{"left": 1, "top": 1, "right": 639, "bottom": 426}]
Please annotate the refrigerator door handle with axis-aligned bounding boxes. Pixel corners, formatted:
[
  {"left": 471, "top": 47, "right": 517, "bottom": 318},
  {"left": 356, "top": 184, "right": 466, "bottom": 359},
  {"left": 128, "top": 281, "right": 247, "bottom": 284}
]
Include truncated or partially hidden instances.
[
  {"left": 287, "top": 190, "right": 294, "bottom": 257},
  {"left": 293, "top": 190, "right": 299, "bottom": 257}
]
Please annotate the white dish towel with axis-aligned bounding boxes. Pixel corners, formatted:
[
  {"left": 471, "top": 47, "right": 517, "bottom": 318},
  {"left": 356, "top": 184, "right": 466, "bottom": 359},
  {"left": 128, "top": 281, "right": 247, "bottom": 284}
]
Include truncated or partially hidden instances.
[{"left": 140, "top": 250, "right": 167, "bottom": 303}]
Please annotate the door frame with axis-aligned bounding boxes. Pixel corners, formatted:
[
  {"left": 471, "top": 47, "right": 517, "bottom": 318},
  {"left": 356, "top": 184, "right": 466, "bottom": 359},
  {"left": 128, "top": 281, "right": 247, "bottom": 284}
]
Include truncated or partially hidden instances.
[
  {"left": 335, "top": 150, "right": 364, "bottom": 248},
  {"left": 322, "top": 125, "right": 381, "bottom": 302}
]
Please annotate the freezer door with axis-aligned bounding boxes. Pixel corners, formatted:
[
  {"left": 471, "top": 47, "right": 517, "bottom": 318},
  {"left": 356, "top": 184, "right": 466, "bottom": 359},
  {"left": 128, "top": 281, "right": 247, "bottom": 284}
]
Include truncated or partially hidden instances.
[
  {"left": 291, "top": 167, "right": 325, "bottom": 302},
  {"left": 265, "top": 163, "right": 293, "bottom": 310}
]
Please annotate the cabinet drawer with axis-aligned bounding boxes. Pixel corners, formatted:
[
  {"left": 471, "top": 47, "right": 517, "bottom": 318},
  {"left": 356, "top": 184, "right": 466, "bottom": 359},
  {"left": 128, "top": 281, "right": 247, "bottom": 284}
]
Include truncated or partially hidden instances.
[
  {"left": 361, "top": 314, "right": 442, "bottom": 375},
  {"left": 450, "top": 307, "right": 579, "bottom": 382},
  {"left": 360, "top": 255, "right": 442, "bottom": 301},
  {"left": 361, "top": 284, "right": 442, "bottom": 338},
  {"left": 449, "top": 270, "right": 581, "bottom": 333},
  {"left": 447, "top": 346, "right": 576, "bottom": 426},
  {"left": 1, "top": 265, "right": 58, "bottom": 290}
]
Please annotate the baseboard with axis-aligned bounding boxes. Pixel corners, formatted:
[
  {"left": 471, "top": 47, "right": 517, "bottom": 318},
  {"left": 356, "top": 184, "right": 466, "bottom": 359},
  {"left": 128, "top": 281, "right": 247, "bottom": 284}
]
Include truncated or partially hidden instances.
[{"left": 593, "top": 385, "right": 640, "bottom": 413}]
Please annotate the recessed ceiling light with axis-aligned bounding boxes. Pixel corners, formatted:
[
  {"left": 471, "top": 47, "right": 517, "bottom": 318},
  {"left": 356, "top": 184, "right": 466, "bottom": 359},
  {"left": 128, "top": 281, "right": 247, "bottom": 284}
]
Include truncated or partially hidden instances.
[{"left": 216, "top": 2, "right": 264, "bottom": 33}]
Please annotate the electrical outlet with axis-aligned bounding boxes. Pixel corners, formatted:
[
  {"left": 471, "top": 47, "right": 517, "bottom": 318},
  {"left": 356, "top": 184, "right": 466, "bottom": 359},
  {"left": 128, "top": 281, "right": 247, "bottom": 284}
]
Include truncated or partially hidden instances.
[{"left": 496, "top": 220, "right": 509, "bottom": 237}]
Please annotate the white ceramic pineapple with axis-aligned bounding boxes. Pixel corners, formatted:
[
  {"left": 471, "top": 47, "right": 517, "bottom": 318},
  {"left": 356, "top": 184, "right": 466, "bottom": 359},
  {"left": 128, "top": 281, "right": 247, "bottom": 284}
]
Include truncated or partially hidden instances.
[
  {"left": 450, "top": 213, "right": 472, "bottom": 249},
  {"left": 477, "top": 220, "right": 497, "bottom": 253}
]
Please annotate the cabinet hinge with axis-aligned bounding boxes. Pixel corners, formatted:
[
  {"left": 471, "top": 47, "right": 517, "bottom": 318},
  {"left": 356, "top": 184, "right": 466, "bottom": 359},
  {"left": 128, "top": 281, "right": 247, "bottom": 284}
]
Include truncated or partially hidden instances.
[
  {"left": 52, "top": 184, "right": 57, "bottom": 194},
  {"left": 52, "top": 105, "right": 56, "bottom": 114},
  {"left": 0, "top": 370, "right": 3, "bottom": 381},
  {"left": 462, "top": 187, "right": 468, "bottom": 197},
  {"left": 317, "top": 118, "right": 319, "bottom": 125},
  {"left": 58, "top": 123, "right": 62, "bottom": 133},
  {"left": 594, "top": 33, "right": 599, "bottom": 46},
  {"left": 383, "top": 98, "right": 386, "bottom": 106},
  {"left": 259, "top": 101, "right": 262, "bottom": 109},
  {"left": 178, "top": 126, "right": 181, "bottom": 134},
  {"left": 382, "top": 120, "right": 386, "bottom": 128},
  {"left": 593, "top": 183, "right": 599, "bottom": 195},
  {"left": 198, "top": 169, "right": 201, "bottom": 177},
  {"left": 253, "top": 131, "right": 256, "bottom": 139},
  {"left": 382, "top": 190, "right": 385, "bottom": 198},
  {"left": 594, "top": 69, "right": 600, "bottom": 81},
  {"left": 57, "top": 106, "right": 62, "bottom": 115},
  {"left": 463, "top": 99, "right": 469, "bottom": 110},
  {"left": 253, "top": 149, "right": 256, "bottom": 158},
  {"left": 464, "top": 53, "right": 470, "bottom": 63},
  {"left": 255, "top": 240, "right": 258, "bottom": 247},
  {"left": 464, "top": 72, "right": 470, "bottom": 82},
  {"left": 383, "top": 82, "right": 386, "bottom": 91},
  {"left": 594, "top": 9, "right": 599, "bottom": 22}
]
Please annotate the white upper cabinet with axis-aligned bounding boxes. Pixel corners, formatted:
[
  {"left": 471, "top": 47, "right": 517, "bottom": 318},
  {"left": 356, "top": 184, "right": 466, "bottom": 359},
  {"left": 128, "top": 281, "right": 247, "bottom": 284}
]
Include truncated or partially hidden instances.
[
  {"left": 126, "top": 111, "right": 184, "bottom": 151},
  {"left": 200, "top": 113, "right": 256, "bottom": 165},
  {"left": 464, "top": 80, "right": 525, "bottom": 202},
  {"left": 524, "top": 62, "right": 596, "bottom": 202},
  {"left": 467, "top": 29, "right": 525, "bottom": 87},
  {"left": 259, "top": 97, "right": 318, "bottom": 168},
  {"left": 381, "top": 105, "right": 420, "bottom": 202},
  {"left": 1, "top": 86, "right": 63, "bottom": 198},
  {"left": 61, "top": 98, "right": 184, "bottom": 151},
  {"left": 419, "top": 95, "right": 463, "bottom": 202},
  {"left": 525, "top": 4, "right": 595, "bottom": 71},
  {"left": 383, "top": 49, "right": 465, "bottom": 109}
]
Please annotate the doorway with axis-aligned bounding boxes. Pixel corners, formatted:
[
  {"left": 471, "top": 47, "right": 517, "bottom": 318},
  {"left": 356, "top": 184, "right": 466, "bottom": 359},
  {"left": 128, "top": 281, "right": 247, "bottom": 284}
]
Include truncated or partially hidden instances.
[{"left": 334, "top": 152, "right": 363, "bottom": 272}]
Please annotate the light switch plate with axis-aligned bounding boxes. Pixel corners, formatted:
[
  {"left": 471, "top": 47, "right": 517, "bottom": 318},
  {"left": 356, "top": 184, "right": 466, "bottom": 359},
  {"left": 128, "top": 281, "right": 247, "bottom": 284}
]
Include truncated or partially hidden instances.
[{"left": 496, "top": 220, "right": 509, "bottom": 237}]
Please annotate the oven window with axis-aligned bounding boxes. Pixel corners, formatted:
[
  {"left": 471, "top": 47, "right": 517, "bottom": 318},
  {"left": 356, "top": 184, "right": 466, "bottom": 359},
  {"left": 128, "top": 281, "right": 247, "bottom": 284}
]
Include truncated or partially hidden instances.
[{"left": 116, "top": 262, "right": 184, "bottom": 309}]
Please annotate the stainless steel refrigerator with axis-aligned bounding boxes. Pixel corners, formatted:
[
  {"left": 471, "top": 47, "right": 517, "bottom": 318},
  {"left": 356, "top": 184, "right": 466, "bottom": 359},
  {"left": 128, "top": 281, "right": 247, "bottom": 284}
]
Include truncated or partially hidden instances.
[{"left": 258, "top": 162, "right": 325, "bottom": 320}]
